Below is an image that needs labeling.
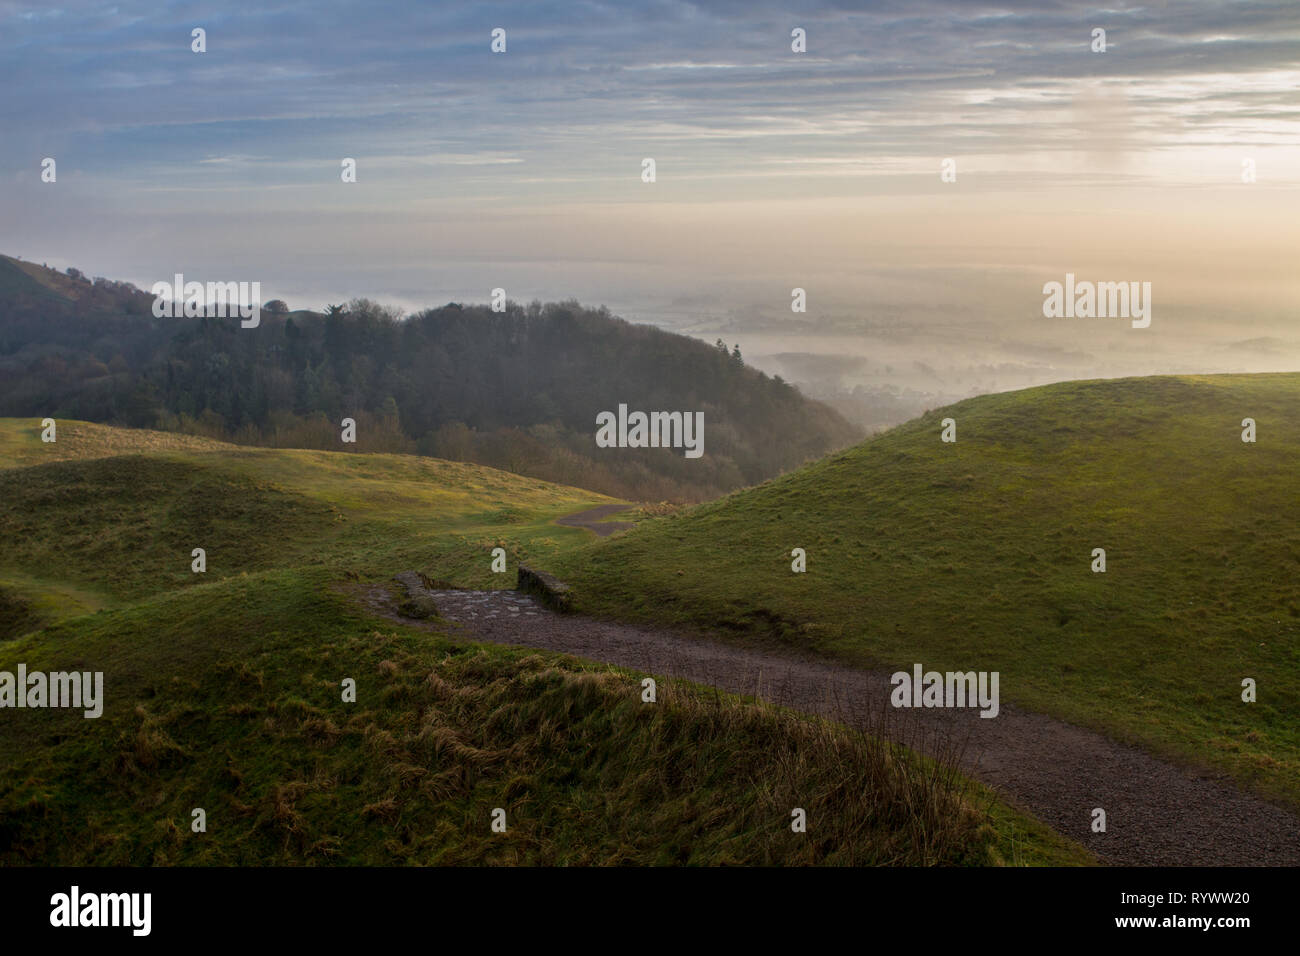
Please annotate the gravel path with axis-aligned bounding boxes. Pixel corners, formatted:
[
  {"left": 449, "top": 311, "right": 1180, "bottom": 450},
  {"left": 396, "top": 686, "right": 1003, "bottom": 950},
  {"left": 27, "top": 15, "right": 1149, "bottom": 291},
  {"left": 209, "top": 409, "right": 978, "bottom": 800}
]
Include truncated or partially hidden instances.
[
  {"left": 553, "top": 503, "right": 636, "bottom": 536},
  {"left": 366, "top": 581, "right": 1300, "bottom": 866}
]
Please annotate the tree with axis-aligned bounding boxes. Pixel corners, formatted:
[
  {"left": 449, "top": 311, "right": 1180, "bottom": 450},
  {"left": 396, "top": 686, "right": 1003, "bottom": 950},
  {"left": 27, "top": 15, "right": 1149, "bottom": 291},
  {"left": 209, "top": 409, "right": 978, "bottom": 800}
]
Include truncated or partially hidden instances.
[
  {"left": 731, "top": 343, "right": 743, "bottom": 365},
  {"left": 264, "top": 299, "right": 290, "bottom": 314}
]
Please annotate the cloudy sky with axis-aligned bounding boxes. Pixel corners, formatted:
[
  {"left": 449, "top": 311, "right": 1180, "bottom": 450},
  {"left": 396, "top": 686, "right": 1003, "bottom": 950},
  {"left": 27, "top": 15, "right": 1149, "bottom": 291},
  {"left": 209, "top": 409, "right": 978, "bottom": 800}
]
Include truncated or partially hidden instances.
[{"left": 3, "top": 0, "right": 1298, "bottom": 417}]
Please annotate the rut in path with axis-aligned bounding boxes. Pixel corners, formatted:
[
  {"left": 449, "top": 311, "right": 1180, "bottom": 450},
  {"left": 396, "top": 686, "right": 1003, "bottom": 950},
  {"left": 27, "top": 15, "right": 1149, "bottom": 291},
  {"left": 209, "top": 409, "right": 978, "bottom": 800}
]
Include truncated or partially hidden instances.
[{"left": 365, "top": 581, "right": 1300, "bottom": 867}]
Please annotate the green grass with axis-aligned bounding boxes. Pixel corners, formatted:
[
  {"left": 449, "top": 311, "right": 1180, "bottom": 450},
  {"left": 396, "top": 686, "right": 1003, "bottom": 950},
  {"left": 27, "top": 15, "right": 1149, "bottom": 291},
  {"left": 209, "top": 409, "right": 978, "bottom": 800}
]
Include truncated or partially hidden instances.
[
  {"left": 0, "top": 568, "right": 1089, "bottom": 865},
  {"left": 0, "top": 417, "right": 231, "bottom": 468},
  {"left": 0, "top": 418, "right": 1088, "bottom": 865},
  {"left": 0, "top": 418, "right": 616, "bottom": 609},
  {"left": 0, "top": 255, "right": 74, "bottom": 303},
  {"left": 554, "top": 373, "right": 1300, "bottom": 807}
]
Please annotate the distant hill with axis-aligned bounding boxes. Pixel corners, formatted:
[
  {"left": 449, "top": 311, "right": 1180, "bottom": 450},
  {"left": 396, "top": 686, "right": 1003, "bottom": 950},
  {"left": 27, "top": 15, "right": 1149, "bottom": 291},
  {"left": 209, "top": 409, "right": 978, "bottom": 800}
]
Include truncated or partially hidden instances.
[
  {"left": 0, "top": 255, "right": 860, "bottom": 500},
  {"left": 555, "top": 373, "right": 1300, "bottom": 807}
]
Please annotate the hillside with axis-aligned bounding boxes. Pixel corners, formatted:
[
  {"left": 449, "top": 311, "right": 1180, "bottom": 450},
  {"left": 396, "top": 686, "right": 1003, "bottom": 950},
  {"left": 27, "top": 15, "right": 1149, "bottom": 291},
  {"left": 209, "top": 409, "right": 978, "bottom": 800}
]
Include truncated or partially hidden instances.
[
  {"left": 0, "top": 419, "right": 1084, "bottom": 865},
  {"left": 0, "top": 255, "right": 860, "bottom": 501},
  {"left": 0, "top": 418, "right": 614, "bottom": 617},
  {"left": 553, "top": 373, "right": 1300, "bottom": 806}
]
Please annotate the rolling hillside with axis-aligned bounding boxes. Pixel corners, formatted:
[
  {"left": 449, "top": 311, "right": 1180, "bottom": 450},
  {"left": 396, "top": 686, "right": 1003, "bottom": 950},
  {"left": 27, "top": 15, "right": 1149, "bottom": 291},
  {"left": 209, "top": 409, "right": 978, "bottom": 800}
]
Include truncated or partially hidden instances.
[
  {"left": 554, "top": 373, "right": 1300, "bottom": 805},
  {"left": 0, "top": 419, "right": 1084, "bottom": 865}
]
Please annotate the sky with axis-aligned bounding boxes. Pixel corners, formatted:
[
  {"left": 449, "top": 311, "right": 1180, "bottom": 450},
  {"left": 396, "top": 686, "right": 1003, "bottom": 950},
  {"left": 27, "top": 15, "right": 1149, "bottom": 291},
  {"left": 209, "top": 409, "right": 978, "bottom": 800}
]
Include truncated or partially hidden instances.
[{"left": 2, "top": 0, "right": 1298, "bottom": 422}]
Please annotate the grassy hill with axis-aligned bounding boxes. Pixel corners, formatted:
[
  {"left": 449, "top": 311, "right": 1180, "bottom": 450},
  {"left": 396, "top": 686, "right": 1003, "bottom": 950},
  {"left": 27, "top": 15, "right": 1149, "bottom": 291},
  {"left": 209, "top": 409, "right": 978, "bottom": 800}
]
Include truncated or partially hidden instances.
[
  {"left": 554, "top": 373, "right": 1300, "bottom": 806},
  {"left": 0, "top": 256, "right": 76, "bottom": 303},
  {"left": 0, "top": 418, "right": 614, "bottom": 614},
  {"left": 0, "top": 418, "right": 1086, "bottom": 865}
]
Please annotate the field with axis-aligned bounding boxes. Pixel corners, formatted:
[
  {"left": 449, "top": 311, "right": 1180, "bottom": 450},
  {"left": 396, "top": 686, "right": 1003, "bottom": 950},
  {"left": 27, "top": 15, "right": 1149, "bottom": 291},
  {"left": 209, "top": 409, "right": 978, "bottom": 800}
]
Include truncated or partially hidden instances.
[
  {"left": 554, "top": 374, "right": 1300, "bottom": 806},
  {"left": 0, "top": 418, "right": 1086, "bottom": 865}
]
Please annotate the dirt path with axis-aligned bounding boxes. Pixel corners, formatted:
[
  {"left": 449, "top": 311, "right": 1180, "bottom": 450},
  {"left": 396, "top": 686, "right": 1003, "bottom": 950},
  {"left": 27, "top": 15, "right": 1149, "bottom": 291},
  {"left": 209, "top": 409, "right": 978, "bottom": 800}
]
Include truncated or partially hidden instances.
[
  {"left": 365, "top": 583, "right": 1300, "bottom": 867},
  {"left": 554, "top": 503, "right": 636, "bottom": 536}
]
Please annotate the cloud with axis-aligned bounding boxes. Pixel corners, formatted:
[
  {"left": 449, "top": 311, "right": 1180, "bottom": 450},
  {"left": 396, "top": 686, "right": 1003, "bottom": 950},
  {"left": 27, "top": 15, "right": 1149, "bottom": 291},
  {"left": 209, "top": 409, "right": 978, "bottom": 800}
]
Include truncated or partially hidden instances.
[
  {"left": 1, "top": 0, "right": 1296, "bottom": 188},
  {"left": 3, "top": 0, "right": 1298, "bottom": 408}
]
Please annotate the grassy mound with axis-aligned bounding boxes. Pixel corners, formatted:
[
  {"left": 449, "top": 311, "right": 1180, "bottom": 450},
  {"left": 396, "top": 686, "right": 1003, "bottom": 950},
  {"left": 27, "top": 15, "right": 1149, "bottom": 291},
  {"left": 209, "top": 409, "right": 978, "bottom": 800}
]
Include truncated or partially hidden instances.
[
  {"left": 0, "top": 417, "right": 615, "bottom": 607},
  {"left": 0, "top": 570, "right": 1085, "bottom": 865},
  {"left": 0, "top": 456, "right": 339, "bottom": 600},
  {"left": 556, "top": 373, "right": 1300, "bottom": 804}
]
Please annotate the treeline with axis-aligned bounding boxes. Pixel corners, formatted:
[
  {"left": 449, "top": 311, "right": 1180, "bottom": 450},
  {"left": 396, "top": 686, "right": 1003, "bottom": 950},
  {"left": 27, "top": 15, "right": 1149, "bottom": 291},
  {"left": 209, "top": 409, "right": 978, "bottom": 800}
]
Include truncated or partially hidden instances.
[{"left": 0, "top": 258, "right": 860, "bottom": 500}]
